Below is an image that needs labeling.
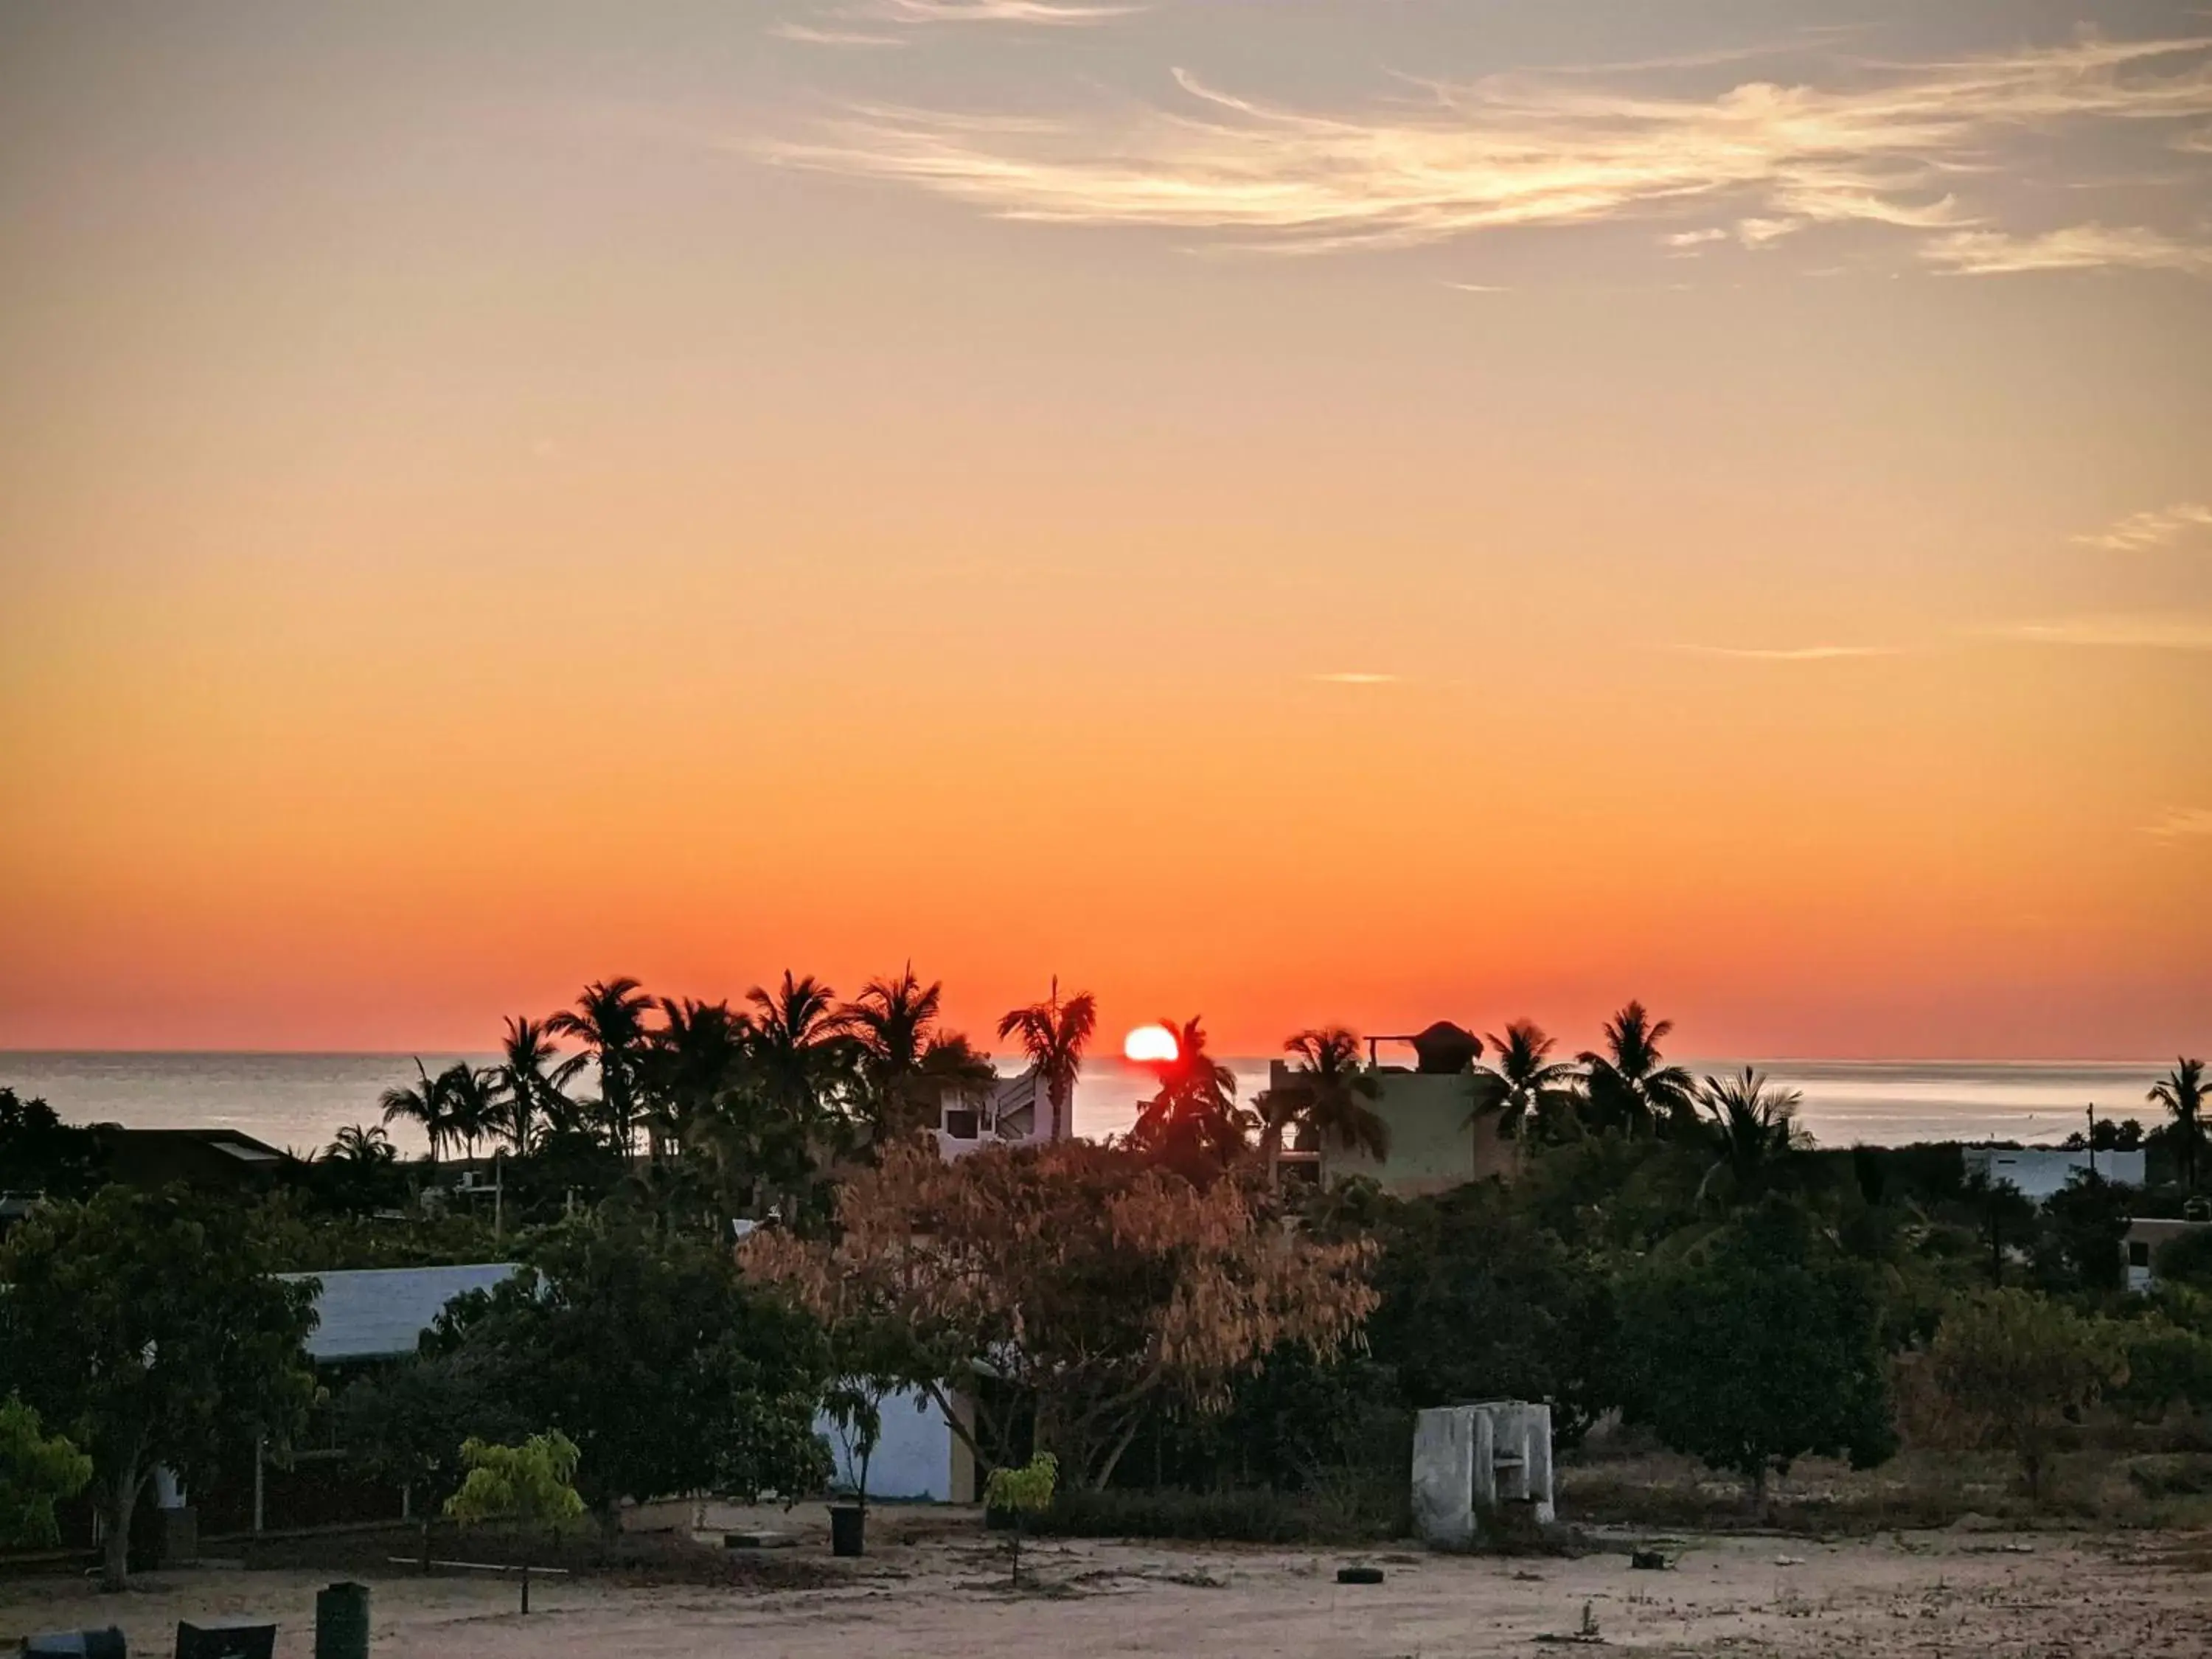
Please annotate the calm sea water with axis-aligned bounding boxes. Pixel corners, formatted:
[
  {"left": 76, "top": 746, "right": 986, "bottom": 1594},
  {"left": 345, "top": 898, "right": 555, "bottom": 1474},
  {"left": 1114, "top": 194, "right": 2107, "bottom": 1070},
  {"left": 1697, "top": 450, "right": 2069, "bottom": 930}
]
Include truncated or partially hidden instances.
[{"left": 0, "top": 1051, "right": 2177, "bottom": 1160}]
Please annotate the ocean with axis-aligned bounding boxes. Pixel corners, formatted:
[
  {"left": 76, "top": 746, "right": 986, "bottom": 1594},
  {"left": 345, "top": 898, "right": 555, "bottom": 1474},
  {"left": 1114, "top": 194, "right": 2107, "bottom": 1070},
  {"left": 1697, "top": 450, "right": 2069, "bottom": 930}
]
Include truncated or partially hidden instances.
[{"left": 0, "top": 1051, "right": 2177, "bottom": 1161}]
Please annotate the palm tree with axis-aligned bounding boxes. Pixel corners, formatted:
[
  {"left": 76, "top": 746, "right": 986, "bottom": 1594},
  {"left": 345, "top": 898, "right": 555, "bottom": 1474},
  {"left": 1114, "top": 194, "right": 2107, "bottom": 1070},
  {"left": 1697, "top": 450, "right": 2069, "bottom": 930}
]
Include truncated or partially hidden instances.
[
  {"left": 437, "top": 1063, "right": 499, "bottom": 1163},
  {"left": 2151, "top": 1057, "right": 2208, "bottom": 1192},
  {"left": 1697, "top": 1068, "right": 1805, "bottom": 1204},
  {"left": 997, "top": 980, "right": 1097, "bottom": 1144},
  {"left": 493, "top": 1016, "right": 585, "bottom": 1157},
  {"left": 1480, "top": 1019, "right": 1579, "bottom": 1142},
  {"left": 549, "top": 977, "right": 653, "bottom": 1157},
  {"left": 845, "top": 965, "right": 975, "bottom": 1144},
  {"left": 1260, "top": 1028, "right": 1388, "bottom": 1189},
  {"left": 1578, "top": 1001, "right": 1697, "bottom": 1137},
  {"left": 380, "top": 1060, "right": 453, "bottom": 1164},
  {"left": 326, "top": 1122, "right": 396, "bottom": 1165},
  {"left": 745, "top": 970, "right": 860, "bottom": 1184},
  {"left": 1130, "top": 1016, "right": 1254, "bottom": 1177},
  {"left": 642, "top": 997, "right": 752, "bottom": 1155}
]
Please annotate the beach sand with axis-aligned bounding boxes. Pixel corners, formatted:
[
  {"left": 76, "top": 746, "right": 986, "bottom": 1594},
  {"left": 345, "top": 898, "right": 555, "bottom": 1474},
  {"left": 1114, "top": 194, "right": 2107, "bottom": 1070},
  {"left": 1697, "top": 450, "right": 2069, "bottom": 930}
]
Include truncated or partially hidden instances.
[{"left": 4, "top": 1503, "right": 2208, "bottom": 1658}]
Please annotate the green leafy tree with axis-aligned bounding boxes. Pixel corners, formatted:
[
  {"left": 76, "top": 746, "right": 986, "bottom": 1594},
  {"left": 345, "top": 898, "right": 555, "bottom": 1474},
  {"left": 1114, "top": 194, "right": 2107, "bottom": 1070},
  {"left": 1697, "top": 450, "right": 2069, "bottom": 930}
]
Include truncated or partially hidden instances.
[
  {"left": 1618, "top": 1198, "right": 1896, "bottom": 1506},
  {"left": 0, "top": 1394, "right": 92, "bottom": 1547},
  {"left": 1366, "top": 1184, "right": 1618, "bottom": 1446},
  {"left": 0, "top": 1088, "right": 103, "bottom": 1198},
  {"left": 0, "top": 1186, "right": 319, "bottom": 1587},
  {"left": 984, "top": 1452, "right": 1057, "bottom": 1586},
  {"left": 422, "top": 1224, "right": 830, "bottom": 1525},
  {"left": 439, "top": 1063, "right": 502, "bottom": 1163},
  {"left": 845, "top": 966, "right": 995, "bottom": 1148},
  {"left": 1919, "top": 1288, "right": 2126, "bottom": 1499},
  {"left": 445, "top": 1431, "right": 586, "bottom": 1612},
  {"left": 326, "top": 1124, "right": 396, "bottom": 1165},
  {"left": 2032, "top": 1172, "right": 2129, "bottom": 1296}
]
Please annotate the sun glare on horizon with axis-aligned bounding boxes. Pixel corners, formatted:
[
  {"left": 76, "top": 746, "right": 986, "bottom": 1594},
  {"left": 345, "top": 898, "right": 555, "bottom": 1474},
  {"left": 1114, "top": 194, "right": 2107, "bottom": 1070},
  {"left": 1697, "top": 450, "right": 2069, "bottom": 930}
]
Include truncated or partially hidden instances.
[{"left": 1124, "top": 1024, "right": 1180, "bottom": 1065}]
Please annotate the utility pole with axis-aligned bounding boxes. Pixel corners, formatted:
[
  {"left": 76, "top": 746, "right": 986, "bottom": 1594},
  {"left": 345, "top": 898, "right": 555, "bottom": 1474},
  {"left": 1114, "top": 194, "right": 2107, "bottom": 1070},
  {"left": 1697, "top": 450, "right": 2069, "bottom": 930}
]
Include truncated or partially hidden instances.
[{"left": 2086, "top": 1104, "right": 2098, "bottom": 1180}]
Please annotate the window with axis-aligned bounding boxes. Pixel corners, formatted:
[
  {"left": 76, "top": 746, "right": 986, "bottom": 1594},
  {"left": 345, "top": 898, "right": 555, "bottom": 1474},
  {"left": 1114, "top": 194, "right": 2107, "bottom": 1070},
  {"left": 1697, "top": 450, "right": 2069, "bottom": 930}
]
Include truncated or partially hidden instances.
[
  {"left": 2129, "top": 1241, "right": 2151, "bottom": 1268},
  {"left": 943, "top": 1107, "right": 980, "bottom": 1141}
]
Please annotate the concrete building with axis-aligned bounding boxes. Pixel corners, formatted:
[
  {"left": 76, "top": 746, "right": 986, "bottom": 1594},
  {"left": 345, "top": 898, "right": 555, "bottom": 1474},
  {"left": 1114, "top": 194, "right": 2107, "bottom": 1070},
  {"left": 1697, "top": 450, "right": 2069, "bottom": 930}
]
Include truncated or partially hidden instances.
[
  {"left": 1411, "top": 1401, "right": 1557, "bottom": 1546},
  {"left": 1275, "top": 1023, "right": 1516, "bottom": 1197},
  {"left": 1963, "top": 1146, "right": 2146, "bottom": 1201},
  {"left": 934, "top": 1066, "right": 1069, "bottom": 1161},
  {"left": 821, "top": 1388, "right": 977, "bottom": 1504}
]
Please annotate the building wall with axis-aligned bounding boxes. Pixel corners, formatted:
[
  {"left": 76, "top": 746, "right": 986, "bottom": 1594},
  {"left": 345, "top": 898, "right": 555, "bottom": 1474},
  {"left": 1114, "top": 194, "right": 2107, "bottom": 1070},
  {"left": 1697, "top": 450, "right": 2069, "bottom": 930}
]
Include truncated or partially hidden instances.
[
  {"left": 1964, "top": 1147, "right": 2146, "bottom": 1201},
  {"left": 1318, "top": 1071, "right": 1516, "bottom": 1196},
  {"left": 818, "top": 1386, "right": 970, "bottom": 1503}
]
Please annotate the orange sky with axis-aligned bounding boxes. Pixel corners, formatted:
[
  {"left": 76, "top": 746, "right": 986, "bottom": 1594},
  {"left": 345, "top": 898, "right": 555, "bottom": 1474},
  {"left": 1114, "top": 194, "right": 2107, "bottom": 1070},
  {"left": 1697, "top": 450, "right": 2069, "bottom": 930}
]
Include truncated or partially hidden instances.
[{"left": 2, "top": 2, "right": 2209, "bottom": 1058}]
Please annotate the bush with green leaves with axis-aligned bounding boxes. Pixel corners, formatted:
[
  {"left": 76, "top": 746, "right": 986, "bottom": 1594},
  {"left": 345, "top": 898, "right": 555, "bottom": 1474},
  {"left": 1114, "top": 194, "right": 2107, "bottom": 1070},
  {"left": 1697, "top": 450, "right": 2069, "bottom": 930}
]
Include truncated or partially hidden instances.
[
  {"left": 0, "top": 1394, "right": 92, "bottom": 1547},
  {"left": 1618, "top": 1198, "right": 1896, "bottom": 1504},
  {"left": 1919, "top": 1287, "right": 2127, "bottom": 1498},
  {"left": 445, "top": 1431, "right": 586, "bottom": 1612},
  {"left": 984, "top": 1452, "right": 1058, "bottom": 1585}
]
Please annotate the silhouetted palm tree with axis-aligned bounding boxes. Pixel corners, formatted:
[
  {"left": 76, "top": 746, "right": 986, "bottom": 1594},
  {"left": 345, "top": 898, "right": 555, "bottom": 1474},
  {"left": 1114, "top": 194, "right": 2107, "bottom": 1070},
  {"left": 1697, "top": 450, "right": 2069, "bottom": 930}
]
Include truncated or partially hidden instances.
[
  {"left": 1481, "top": 1019, "right": 1579, "bottom": 1142},
  {"left": 1579, "top": 1001, "right": 1697, "bottom": 1136},
  {"left": 846, "top": 965, "right": 989, "bottom": 1144},
  {"left": 549, "top": 977, "right": 653, "bottom": 1157},
  {"left": 643, "top": 996, "right": 752, "bottom": 1155},
  {"left": 438, "top": 1063, "right": 500, "bottom": 1163},
  {"left": 998, "top": 980, "right": 1097, "bottom": 1144},
  {"left": 1130, "top": 1017, "right": 1254, "bottom": 1176},
  {"left": 2151, "top": 1057, "right": 2208, "bottom": 1192},
  {"left": 380, "top": 1060, "right": 453, "bottom": 1164},
  {"left": 1260, "top": 1028, "right": 1388, "bottom": 1188},
  {"left": 327, "top": 1122, "right": 396, "bottom": 1165},
  {"left": 493, "top": 1016, "right": 585, "bottom": 1157},
  {"left": 1697, "top": 1068, "right": 1805, "bottom": 1204}
]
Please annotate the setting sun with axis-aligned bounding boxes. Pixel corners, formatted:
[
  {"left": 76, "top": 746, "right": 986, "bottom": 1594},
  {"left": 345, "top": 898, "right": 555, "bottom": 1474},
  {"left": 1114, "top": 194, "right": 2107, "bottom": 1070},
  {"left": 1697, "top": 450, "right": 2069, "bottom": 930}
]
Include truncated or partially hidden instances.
[{"left": 1124, "top": 1025, "right": 1180, "bottom": 1065}]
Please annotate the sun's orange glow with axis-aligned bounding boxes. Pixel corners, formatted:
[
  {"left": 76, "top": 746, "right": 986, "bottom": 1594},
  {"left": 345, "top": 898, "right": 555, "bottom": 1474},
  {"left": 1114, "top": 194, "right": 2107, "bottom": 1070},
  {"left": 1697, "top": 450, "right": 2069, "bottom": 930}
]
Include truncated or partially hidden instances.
[{"left": 1124, "top": 1025, "right": 1181, "bottom": 1065}]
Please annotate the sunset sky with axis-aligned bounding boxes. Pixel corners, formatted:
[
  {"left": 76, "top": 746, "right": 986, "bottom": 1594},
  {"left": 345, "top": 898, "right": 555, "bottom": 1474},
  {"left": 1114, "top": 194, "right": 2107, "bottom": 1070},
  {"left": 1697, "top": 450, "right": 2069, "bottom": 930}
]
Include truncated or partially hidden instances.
[{"left": 3, "top": 1, "right": 2209, "bottom": 1058}]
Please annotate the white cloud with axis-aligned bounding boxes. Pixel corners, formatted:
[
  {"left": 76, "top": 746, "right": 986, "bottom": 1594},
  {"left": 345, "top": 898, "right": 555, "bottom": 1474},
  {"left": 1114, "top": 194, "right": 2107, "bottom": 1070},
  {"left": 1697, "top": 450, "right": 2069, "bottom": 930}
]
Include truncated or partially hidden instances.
[
  {"left": 757, "top": 35, "right": 2212, "bottom": 266},
  {"left": 785, "top": 0, "right": 1135, "bottom": 40},
  {"left": 2075, "top": 502, "right": 2212, "bottom": 552},
  {"left": 2146, "top": 807, "right": 2212, "bottom": 841},
  {"left": 1923, "top": 223, "right": 2212, "bottom": 275},
  {"left": 1988, "top": 615, "right": 2212, "bottom": 650},
  {"left": 1674, "top": 644, "right": 1900, "bottom": 661}
]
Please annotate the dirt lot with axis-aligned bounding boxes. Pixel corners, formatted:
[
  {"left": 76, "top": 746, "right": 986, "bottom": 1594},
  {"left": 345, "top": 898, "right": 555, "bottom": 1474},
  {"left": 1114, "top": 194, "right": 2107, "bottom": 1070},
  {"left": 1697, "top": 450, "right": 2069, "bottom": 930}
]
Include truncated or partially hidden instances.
[{"left": 5, "top": 1504, "right": 2209, "bottom": 1658}]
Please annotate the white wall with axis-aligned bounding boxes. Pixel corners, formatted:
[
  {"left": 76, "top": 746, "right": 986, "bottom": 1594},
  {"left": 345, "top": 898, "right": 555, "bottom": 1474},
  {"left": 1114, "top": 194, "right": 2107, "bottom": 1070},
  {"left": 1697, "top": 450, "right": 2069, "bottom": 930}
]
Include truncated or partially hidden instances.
[
  {"left": 817, "top": 1386, "right": 959, "bottom": 1503},
  {"left": 1964, "top": 1147, "right": 2146, "bottom": 1201}
]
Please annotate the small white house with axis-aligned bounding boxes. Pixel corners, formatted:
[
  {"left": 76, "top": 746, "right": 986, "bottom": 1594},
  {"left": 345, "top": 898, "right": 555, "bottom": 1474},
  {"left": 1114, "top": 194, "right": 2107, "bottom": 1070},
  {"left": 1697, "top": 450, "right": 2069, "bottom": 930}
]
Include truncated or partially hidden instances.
[
  {"left": 818, "top": 1387, "right": 977, "bottom": 1503},
  {"left": 1963, "top": 1147, "right": 2145, "bottom": 1202}
]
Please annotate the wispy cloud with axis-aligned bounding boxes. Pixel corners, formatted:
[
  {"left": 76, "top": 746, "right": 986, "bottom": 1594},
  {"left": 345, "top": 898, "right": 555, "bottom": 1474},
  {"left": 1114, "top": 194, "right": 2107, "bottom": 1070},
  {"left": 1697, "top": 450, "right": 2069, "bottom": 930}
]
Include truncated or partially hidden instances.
[
  {"left": 1673, "top": 644, "right": 1901, "bottom": 661},
  {"left": 1987, "top": 615, "right": 2212, "bottom": 650},
  {"left": 1922, "top": 223, "right": 2212, "bottom": 275},
  {"left": 2146, "top": 807, "right": 2212, "bottom": 841},
  {"left": 1309, "top": 672, "right": 1400, "bottom": 686},
  {"left": 2076, "top": 502, "right": 2212, "bottom": 552},
  {"left": 756, "top": 35, "right": 2212, "bottom": 268},
  {"left": 781, "top": 0, "right": 1135, "bottom": 43}
]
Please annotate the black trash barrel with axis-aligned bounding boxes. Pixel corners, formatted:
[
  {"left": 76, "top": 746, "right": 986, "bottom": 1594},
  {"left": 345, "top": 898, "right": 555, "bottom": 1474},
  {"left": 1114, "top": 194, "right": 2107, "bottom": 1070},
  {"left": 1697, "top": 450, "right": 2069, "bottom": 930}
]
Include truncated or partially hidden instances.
[
  {"left": 828, "top": 1503, "right": 866, "bottom": 1558},
  {"left": 315, "top": 1580, "right": 371, "bottom": 1659}
]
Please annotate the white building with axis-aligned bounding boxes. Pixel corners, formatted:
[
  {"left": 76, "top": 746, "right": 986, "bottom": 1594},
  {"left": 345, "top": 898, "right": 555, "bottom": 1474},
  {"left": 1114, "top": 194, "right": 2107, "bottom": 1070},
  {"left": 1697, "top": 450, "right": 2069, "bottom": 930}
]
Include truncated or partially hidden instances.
[
  {"left": 1962, "top": 1146, "right": 2146, "bottom": 1202},
  {"left": 934, "top": 1067, "right": 1068, "bottom": 1160}
]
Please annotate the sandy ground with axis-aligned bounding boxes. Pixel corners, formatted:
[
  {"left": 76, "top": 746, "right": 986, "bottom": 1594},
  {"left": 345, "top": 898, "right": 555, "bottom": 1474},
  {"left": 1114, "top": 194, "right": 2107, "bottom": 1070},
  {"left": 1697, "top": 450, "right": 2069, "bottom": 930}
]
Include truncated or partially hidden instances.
[{"left": 5, "top": 1504, "right": 2209, "bottom": 1658}]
